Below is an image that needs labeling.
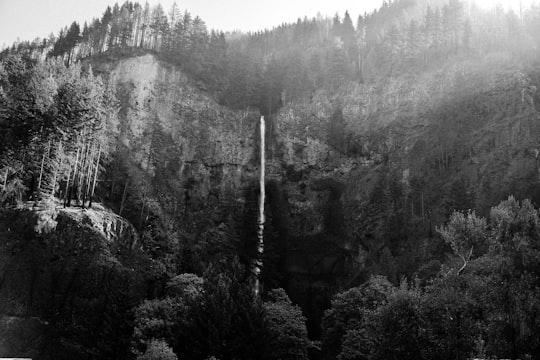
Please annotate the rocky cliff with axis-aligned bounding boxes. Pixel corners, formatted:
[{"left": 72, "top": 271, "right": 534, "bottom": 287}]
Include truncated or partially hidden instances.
[
  {"left": 85, "top": 51, "right": 540, "bottom": 336},
  {"left": 87, "top": 53, "right": 364, "bottom": 334},
  {"left": 0, "top": 203, "right": 141, "bottom": 358}
]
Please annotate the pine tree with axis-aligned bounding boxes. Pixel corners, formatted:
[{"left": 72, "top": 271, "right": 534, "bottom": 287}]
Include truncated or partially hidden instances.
[
  {"left": 139, "top": 2, "right": 151, "bottom": 48},
  {"left": 341, "top": 11, "right": 355, "bottom": 48},
  {"left": 331, "top": 13, "right": 342, "bottom": 39},
  {"left": 168, "top": 2, "right": 180, "bottom": 28},
  {"left": 118, "top": 2, "right": 134, "bottom": 48},
  {"left": 108, "top": 3, "right": 121, "bottom": 49},
  {"left": 150, "top": 3, "right": 168, "bottom": 51},
  {"left": 100, "top": 6, "right": 113, "bottom": 52},
  {"left": 64, "top": 21, "right": 81, "bottom": 64}
]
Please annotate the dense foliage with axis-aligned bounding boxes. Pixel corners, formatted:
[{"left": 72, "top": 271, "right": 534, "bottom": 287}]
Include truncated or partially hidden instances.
[
  {"left": 131, "top": 260, "right": 310, "bottom": 360},
  {"left": 6, "top": 0, "right": 540, "bottom": 114},
  {"left": 323, "top": 196, "right": 540, "bottom": 360},
  {"left": 3, "top": 0, "right": 540, "bottom": 359},
  {"left": 0, "top": 53, "right": 117, "bottom": 208}
]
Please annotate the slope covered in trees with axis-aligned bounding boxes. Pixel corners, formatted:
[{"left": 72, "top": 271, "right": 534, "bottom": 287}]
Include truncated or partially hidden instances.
[
  {"left": 9, "top": 0, "right": 540, "bottom": 114},
  {"left": 3, "top": 0, "right": 540, "bottom": 359},
  {"left": 0, "top": 54, "right": 118, "bottom": 208},
  {"left": 323, "top": 197, "right": 540, "bottom": 360}
]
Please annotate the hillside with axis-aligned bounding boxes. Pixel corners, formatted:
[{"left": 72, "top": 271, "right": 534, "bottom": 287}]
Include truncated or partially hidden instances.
[{"left": 2, "top": 0, "right": 540, "bottom": 359}]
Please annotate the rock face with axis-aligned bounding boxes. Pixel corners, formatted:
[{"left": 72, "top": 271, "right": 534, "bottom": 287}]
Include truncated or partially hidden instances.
[
  {"left": 94, "top": 53, "right": 263, "bottom": 230},
  {"left": 106, "top": 54, "right": 257, "bottom": 169},
  {"left": 0, "top": 204, "right": 142, "bottom": 358},
  {"left": 87, "top": 52, "right": 540, "bottom": 336},
  {"left": 89, "top": 54, "right": 362, "bottom": 335}
]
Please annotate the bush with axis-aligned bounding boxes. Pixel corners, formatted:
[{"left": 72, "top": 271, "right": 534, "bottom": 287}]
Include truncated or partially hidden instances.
[
  {"left": 321, "top": 275, "right": 394, "bottom": 358},
  {"left": 137, "top": 339, "right": 177, "bottom": 360},
  {"left": 263, "top": 288, "right": 310, "bottom": 360}
]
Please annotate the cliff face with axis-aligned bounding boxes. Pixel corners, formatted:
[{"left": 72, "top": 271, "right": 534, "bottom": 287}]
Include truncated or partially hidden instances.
[
  {"left": 97, "top": 54, "right": 359, "bottom": 256},
  {"left": 86, "top": 52, "right": 540, "bottom": 336},
  {"left": 88, "top": 54, "right": 362, "bottom": 334},
  {"left": 272, "top": 53, "right": 540, "bottom": 287},
  {"left": 0, "top": 205, "right": 141, "bottom": 358},
  {"left": 94, "top": 53, "right": 261, "bottom": 229}
]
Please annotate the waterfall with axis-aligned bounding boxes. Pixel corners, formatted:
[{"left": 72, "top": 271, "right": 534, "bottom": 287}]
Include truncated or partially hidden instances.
[{"left": 254, "top": 116, "right": 265, "bottom": 296}]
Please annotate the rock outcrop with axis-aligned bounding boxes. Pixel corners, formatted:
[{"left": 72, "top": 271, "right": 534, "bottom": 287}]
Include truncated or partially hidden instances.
[{"left": 0, "top": 204, "right": 143, "bottom": 358}]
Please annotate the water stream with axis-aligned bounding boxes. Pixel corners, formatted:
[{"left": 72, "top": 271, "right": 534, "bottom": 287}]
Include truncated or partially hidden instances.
[{"left": 254, "top": 116, "right": 265, "bottom": 295}]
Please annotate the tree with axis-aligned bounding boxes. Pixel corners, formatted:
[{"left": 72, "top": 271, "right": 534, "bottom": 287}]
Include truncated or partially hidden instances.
[
  {"left": 338, "top": 329, "right": 373, "bottom": 360},
  {"left": 341, "top": 11, "right": 355, "bottom": 49},
  {"left": 118, "top": 2, "right": 135, "bottom": 48},
  {"left": 485, "top": 197, "right": 540, "bottom": 358},
  {"left": 373, "top": 288, "right": 425, "bottom": 360},
  {"left": 321, "top": 276, "right": 394, "bottom": 358},
  {"left": 132, "top": 273, "right": 203, "bottom": 355},
  {"left": 137, "top": 339, "right": 178, "bottom": 360},
  {"left": 0, "top": 53, "right": 115, "bottom": 205},
  {"left": 64, "top": 21, "right": 81, "bottom": 64},
  {"left": 386, "top": 23, "right": 404, "bottom": 74},
  {"left": 263, "top": 288, "right": 310, "bottom": 360},
  {"left": 168, "top": 2, "right": 180, "bottom": 27},
  {"left": 133, "top": 297, "right": 185, "bottom": 352},
  {"left": 327, "top": 107, "right": 347, "bottom": 152},
  {"left": 406, "top": 19, "right": 421, "bottom": 64},
  {"left": 108, "top": 4, "right": 121, "bottom": 49},
  {"left": 421, "top": 274, "right": 481, "bottom": 360},
  {"left": 331, "top": 13, "right": 342, "bottom": 39},
  {"left": 437, "top": 210, "right": 487, "bottom": 274},
  {"left": 139, "top": 2, "right": 152, "bottom": 48},
  {"left": 187, "top": 16, "right": 209, "bottom": 76},
  {"left": 150, "top": 3, "right": 168, "bottom": 51},
  {"left": 99, "top": 5, "right": 113, "bottom": 51},
  {"left": 166, "top": 273, "right": 203, "bottom": 299},
  {"left": 327, "top": 47, "right": 348, "bottom": 89},
  {"left": 175, "top": 258, "right": 268, "bottom": 360},
  {"left": 434, "top": 197, "right": 540, "bottom": 359}
]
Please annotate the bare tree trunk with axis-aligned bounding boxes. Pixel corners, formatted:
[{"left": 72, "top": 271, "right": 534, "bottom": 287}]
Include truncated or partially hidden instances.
[
  {"left": 140, "top": 25, "right": 146, "bottom": 48},
  {"left": 50, "top": 140, "right": 63, "bottom": 198},
  {"left": 89, "top": 144, "right": 101, "bottom": 208},
  {"left": 74, "top": 141, "right": 85, "bottom": 206},
  {"left": 119, "top": 180, "right": 129, "bottom": 216},
  {"left": 83, "top": 142, "right": 96, "bottom": 206},
  {"left": 64, "top": 146, "right": 77, "bottom": 207},
  {"left": 78, "top": 141, "right": 91, "bottom": 207},
  {"left": 68, "top": 146, "right": 81, "bottom": 207},
  {"left": 457, "top": 247, "right": 473, "bottom": 276}
]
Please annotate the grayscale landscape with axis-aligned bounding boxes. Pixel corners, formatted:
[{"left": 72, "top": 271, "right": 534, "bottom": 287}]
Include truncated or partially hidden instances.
[{"left": 1, "top": 0, "right": 540, "bottom": 359}]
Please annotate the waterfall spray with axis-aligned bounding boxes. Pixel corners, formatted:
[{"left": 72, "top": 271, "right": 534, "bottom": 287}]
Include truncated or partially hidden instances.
[{"left": 254, "top": 116, "right": 265, "bottom": 296}]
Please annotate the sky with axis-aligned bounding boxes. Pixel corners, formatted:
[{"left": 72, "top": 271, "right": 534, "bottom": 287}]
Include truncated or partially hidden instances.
[{"left": 0, "top": 0, "right": 536, "bottom": 49}]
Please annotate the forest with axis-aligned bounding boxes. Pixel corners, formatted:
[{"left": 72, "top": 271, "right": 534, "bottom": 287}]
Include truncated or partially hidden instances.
[{"left": 2, "top": 0, "right": 540, "bottom": 359}]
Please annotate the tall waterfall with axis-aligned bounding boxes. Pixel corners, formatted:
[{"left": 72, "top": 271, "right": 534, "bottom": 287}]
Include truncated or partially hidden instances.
[{"left": 254, "top": 116, "right": 265, "bottom": 296}]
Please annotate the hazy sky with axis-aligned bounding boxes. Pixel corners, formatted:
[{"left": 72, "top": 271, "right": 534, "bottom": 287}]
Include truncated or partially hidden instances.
[{"left": 0, "top": 0, "right": 534, "bottom": 49}]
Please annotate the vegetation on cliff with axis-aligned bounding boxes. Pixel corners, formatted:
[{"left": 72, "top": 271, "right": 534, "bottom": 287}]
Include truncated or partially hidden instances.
[
  {"left": 323, "top": 196, "right": 540, "bottom": 360},
  {"left": 2, "top": 0, "right": 540, "bottom": 359}
]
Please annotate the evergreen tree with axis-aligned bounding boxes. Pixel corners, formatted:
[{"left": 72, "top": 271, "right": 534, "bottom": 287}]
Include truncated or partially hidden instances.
[
  {"left": 341, "top": 11, "right": 355, "bottom": 48},
  {"left": 331, "top": 13, "right": 342, "bottom": 39},
  {"left": 263, "top": 288, "right": 310, "bottom": 360}
]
